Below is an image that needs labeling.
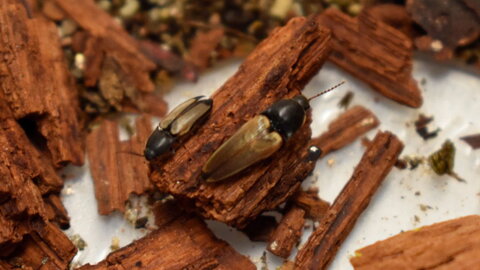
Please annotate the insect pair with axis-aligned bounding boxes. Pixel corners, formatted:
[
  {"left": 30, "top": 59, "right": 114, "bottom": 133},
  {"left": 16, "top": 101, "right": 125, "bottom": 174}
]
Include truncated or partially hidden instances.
[{"left": 145, "top": 82, "right": 345, "bottom": 182}]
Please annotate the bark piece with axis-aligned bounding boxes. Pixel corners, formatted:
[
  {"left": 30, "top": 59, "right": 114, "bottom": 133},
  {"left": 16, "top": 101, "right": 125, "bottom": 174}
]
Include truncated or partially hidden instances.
[
  {"left": 188, "top": 28, "right": 225, "bottom": 70},
  {"left": 350, "top": 215, "right": 480, "bottom": 269},
  {"left": 0, "top": 100, "right": 64, "bottom": 246},
  {"left": 267, "top": 206, "right": 306, "bottom": 258},
  {"left": 86, "top": 115, "right": 153, "bottom": 215},
  {"left": 414, "top": 113, "right": 440, "bottom": 140},
  {"left": 150, "top": 17, "right": 332, "bottom": 227},
  {"left": 292, "top": 189, "right": 330, "bottom": 221},
  {"left": 52, "top": 0, "right": 155, "bottom": 93},
  {"left": 316, "top": 8, "right": 422, "bottom": 108},
  {"left": 366, "top": 4, "right": 413, "bottom": 37},
  {"left": 311, "top": 106, "right": 380, "bottom": 158},
  {"left": 295, "top": 131, "right": 404, "bottom": 269},
  {"left": 0, "top": 0, "right": 84, "bottom": 166},
  {"left": 461, "top": 134, "right": 480, "bottom": 149},
  {"left": 2, "top": 222, "right": 76, "bottom": 269},
  {"left": 79, "top": 201, "right": 255, "bottom": 270},
  {"left": 407, "top": 0, "right": 480, "bottom": 48},
  {"left": 242, "top": 215, "right": 278, "bottom": 242}
]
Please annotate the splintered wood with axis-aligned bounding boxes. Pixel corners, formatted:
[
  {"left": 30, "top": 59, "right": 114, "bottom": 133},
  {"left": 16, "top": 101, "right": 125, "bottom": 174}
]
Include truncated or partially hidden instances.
[
  {"left": 86, "top": 116, "right": 153, "bottom": 215},
  {"left": 316, "top": 8, "right": 422, "bottom": 108},
  {"left": 295, "top": 131, "right": 404, "bottom": 269},
  {"left": 79, "top": 201, "right": 255, "bottom": 270},
  {"left": 0, "top": 0, "right": 84, "bottom": 166},
  {"left": 3, "top": 222, "right": 77, "bottom": 269},
  {"left": 267, "top": 206, "right": 306, "bottom": 258},
  {"left": 292, "top": 189, "right": 330, "bottom": 221},
  {"left": 350, "top": 215, "right": 480, "bottom": 269},
  {"left": 150, "top": 17, "right": 332, "bottom": 227},
  {"left": 310, "top": 106, "right": 379, "bottom": 158}
]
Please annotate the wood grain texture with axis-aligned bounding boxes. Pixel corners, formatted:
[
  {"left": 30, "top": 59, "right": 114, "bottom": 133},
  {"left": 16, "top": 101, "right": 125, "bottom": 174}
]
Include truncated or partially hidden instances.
[
  {"left": 351, "top": 215, "right": 480, "bottom": 269},
  {"left": 86, "top": 115, "right": 153, "bottom": 215},
  {"left": 295, "top": 131, "right": 404, "bottom": 269},
  {"left": 316, "top": 8, "right": 422, "bottom": 108}
]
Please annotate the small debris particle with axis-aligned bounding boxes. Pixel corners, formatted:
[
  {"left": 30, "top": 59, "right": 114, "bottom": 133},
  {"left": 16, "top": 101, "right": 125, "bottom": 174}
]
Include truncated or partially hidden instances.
[
  {"left": 110, "top": 237, "right": 120, "bottom": 251},
  {"left": 396, "top": 156, "right": 424, "bottom": 170},
  {"left": 414, "top": 191, "right": 421, "bottom": 196},
  {"left": 430, "top": 40, "right": 443, "bottom": 52},
  {"left": 414, "top": 114, "right": 440, "bottom": 140},
  {"left": 41, "top": 257, "right": 49, "bottom": 265},
  {"left": 327, "top": 159, "right": 335, "bottom": 167},
  {"left": 460, "top": 134, "right": 480, "bottom": 149},
  {"left": 70, "top": 234, "right": 87, "bottom": 251},
  {"left": 270, "top": 241, "right": 278, "bottom": 251},
  {"left": 428, "top": 140, "right": 465, "bottom": 182},
  {"left": 419, "top": 204, "right": 432, "bottom": 212},
  {"left": 135, "top": 217, "right": 149, "bottom": 229},
  {"left": 338, "top": 91, "right": 354, "bottom": 109},
  {"left": 260, "top": 251, "right": 269, "bottom": 270},
  {"left": 414, "top": 215, "right": 420, "bottom": 222}
]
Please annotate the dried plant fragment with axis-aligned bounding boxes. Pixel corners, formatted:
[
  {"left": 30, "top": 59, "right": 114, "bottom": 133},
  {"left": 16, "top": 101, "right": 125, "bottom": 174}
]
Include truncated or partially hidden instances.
[
  {"left": 428, "top": 140, "right": 465, "bottom": 182},
  {"left": 86, "top": 115, "right": 153, "bottom": 215},
  {"left": 350, "top": 215, "right": 480, "bottom": 269},
  {"left": 414, "top": 114, "right": 440, "bottom": 140},
  {"left": 292, "top": 189, "right": 330, "bottom": 221},
  {"left": 295, "top": 131, "right": 404, "bottom": 269}
]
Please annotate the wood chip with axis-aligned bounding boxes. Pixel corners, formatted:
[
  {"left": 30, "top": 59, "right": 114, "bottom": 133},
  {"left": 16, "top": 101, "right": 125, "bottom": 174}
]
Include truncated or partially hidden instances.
[
  {"left": 350, "top": 215, "right": 480, "bottom": 269},
  {"left": 267, "top": 206, "right": 306, "bottom": 258},
  {"left": 150, "top": 16, "right": 332, "bottom": 228},
  {"left": 1, "top": 0, "right": 84, "bottom": 166},
  {"left": 86, "top": 115, "right": 153, "bottom": 215},
  {"left": 461, "top": 134, "right": 480, "bottom": 149},
  {"left": 310, "top": 106, "right": 380, "bottom": 158},
  {"left": 292, "top": 189, "right": 330, "bottom": 221},
  {"left": 51, "top": 0, "right": 156, "bottom": 93},
  {"left": 316, "top": 8, "right": 422, "bottom": 108},
  {"left": 295, "top": 131, "right": 404, "bottom": 269},
  {"left": 79, "top": 200, "right": 255, "bottom": 270}
]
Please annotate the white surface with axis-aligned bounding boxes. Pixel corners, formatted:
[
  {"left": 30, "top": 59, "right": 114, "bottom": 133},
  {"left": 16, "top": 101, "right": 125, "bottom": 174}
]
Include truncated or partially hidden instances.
[{"left": 62, "top": 57, "right": 480, "bottom": 269}]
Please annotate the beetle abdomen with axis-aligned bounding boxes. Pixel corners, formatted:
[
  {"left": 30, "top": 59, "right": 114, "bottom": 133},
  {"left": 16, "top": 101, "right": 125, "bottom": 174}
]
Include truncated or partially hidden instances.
[{"left": 202, "top": 115, "right": 283, "bottom": 182}]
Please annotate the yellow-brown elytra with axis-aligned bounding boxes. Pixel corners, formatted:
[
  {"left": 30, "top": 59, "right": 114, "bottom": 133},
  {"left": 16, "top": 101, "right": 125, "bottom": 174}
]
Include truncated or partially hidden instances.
[
  {"left": 202, "top": 82, "right": 345, "bottom": 182},
  {"left": 144, "top": 96, "right": 212, "bottom": 161}
]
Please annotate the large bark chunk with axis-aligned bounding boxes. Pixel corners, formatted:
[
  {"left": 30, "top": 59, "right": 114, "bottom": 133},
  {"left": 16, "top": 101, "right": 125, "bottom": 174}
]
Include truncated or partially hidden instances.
[
  {"left": 0, "top": 0, "right": 84, "bottom": 166},
  {"left": 350, "top": 215, "right": 480, "bottom": 269},
  {"left": 79, "top": 201, "right": 255, "bottom": 270},
  {"left": 295, "top": 131, "right": 404, "bottom": 269},
  {"left": 150, "top": 17, "right": 332, "bottom": 228},
  {"left": 86, "top": 115, "right": 153, "bottom": 215},
  {"left": 0, "top": 100, "right": 63, "bottom": 246},
  {"left": 316, "top": 8, "right": 422, "bottom": 108}
]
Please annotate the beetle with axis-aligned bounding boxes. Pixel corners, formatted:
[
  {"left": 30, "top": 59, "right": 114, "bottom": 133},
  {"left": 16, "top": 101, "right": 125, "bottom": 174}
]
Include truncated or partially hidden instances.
[
  {"left": 201, "top": 82, "right": 344, "bottom": 182},
  {"left": 144, "top": 96, "right": 212, "bottom": 161}
]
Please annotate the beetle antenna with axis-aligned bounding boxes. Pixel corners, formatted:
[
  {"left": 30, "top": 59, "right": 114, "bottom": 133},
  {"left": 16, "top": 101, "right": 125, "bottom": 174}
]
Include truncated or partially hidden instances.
[
  {"left": 117, "top": 151, "right": 144, "bottom": 157},
  {"left": 308, "top": 81, "right": 345, "bottom": 101}
]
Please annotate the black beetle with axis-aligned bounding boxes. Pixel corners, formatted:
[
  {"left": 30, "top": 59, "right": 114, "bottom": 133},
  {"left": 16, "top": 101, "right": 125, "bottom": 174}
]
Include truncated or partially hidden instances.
[
  {"left": 201, "top": 82, "right": 344, "bottom": 182},
  {"left": 144, "top": 96, "right": 212, "bottom": 161}
]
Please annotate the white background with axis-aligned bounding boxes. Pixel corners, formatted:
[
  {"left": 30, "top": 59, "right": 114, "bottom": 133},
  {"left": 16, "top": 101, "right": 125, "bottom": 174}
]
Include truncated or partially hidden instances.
[{"left": 62, "top": 56, "right": 480, "bottom": 269}]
